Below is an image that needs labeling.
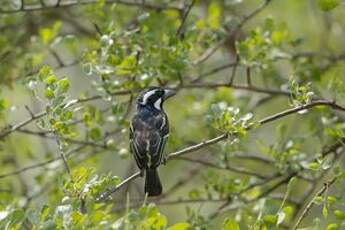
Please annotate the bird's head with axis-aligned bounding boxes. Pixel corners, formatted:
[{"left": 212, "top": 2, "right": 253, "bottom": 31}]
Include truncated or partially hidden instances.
[{"left": 137, "top": 87, "right": 176, "bottom": 110}]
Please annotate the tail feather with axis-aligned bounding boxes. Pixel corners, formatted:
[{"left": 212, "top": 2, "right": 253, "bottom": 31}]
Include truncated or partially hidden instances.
[{"left": 145, "top": 168, "right": 162, "bottom": 196}]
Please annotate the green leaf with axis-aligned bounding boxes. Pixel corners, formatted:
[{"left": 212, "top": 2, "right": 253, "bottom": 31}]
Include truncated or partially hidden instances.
[
  {"left": 323, "top": 205, "right": 328, "bottom": 219},
  {"left": 168, "top": 223, "right": 191, "bottom": 230},
  {"left": 207, "top": 2, "right": 221, "bottom": 29},
  {"left": 0, "top": 209, "right": 25, "bottom": 228},
  {"left": 314, "top": 196, "right": 323, "bottom": 205},
  {"left": 334, "top": 210, "right": 345, "bottom": 220},
  {"left": 222, "top": 218, "right": 240, "bottom": 230},
  {"left": 60, "top": 111, "right": 73, "bottom": 121},
  {"left": 40, "top": 205, "right": 50, "bottom": 221},
  {"left": 0, "top": 99, "right": 9, "bottom": 114},
  {"left": 90, "top": 127, "right": 101, "bottom": 141},
  {"left": 39, "top": 21, "right": 62, "bottom": 44},
  {"left": 308, "top": 162, "right": 320, "bottom": 171},
  {"left": 188, "top": 189, "right": 200, "bottom": 199},
  {"left": 57, "top": 78, "right": 70, "bottom": 93},
  {"left": 327, "top": 223, "right": 339, "bottom": 230},
  {"left": 45, "top": 75, "right": 57, "bottom": 85},
  {"left": 263, "top": 215, "right": 277, "bottom": 225},
  {"left": 39, "top": 66, "right": 52, "bottom": 80},
  {"left": 116, "top": 55, "right": 137, "bottom": 75},
  {"left": 318, "top": 0, "right": 339, "bottom": 11},
  {"left": 327, "top": 196, "right": 336, "bottom": 206}
]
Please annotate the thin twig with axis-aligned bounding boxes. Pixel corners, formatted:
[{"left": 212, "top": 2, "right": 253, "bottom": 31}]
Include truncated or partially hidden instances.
[
  {"left": 235, "top": 0, "right": 272, "bottom": 31},
  {"left": 229, "top": 55, "right": 239, "bottom": 85},
  {"left": 96, "top": 171, "right": 142, "bottom": 202},
  {"left": 176, "top": 0, "right": 196, "bottom": 40},
  {"left": 246, "top": 67, "right": 252, "bottom": 86},
  {"left": 56, "top": 136, "right": 72, "bottom": 177},
  {"left": 292, "top": 177, "right": 337, "bottom": 230},
  {"left": 175, "top": 156, "right": 269, "bottom": 179},
  {"left": 259, "top": 100, "right": 345, "bottom": 125},
  {"left": 0, "top": 145, "right": 86, "bottom": 179},
  {"left": 0, "top": 0, "right": 182, "bottom": 14},
  {"left": 192, "top": 0, "right": 273, "bottom": 66},
  {"left": 181, "top": 83, "right": 290, "bottom": 96}
]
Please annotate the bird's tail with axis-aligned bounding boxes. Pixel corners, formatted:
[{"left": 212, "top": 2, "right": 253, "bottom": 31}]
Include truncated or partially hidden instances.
[{"left": 145, "top": 168, "right": 162, "bottom": 196}]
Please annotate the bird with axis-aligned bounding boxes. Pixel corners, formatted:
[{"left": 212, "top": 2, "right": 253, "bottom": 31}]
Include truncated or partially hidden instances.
[{"left": 129, "top": 86, "right": 176, "bottom": 196}]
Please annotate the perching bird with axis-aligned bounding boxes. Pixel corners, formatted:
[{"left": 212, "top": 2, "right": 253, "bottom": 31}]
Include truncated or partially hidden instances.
[{"left": 130, "top": 87, "right": 176, "bottom": 196}]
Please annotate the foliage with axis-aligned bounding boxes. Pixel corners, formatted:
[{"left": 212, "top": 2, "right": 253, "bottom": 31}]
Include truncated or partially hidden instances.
[{"left": 0, "top": 0, "right": 345, "bottom": 229}]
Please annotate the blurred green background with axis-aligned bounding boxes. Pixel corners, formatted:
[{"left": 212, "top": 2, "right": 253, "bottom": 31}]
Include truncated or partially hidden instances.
[{"left": 0, "top": 0, "right": 345, "bottom": 229}]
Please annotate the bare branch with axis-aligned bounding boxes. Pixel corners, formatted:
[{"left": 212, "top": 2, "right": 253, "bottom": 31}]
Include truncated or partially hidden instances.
[
  {"left": 259, "top": 100, "right": 345, "bottom": 125},
  {"left": 181, "top": 83, "right": 290, "bottom": 96},
  {"left": 246, "top": 67, "right": 252, "bottom": 86},
  {"left": 0, "top": 0, "right": 182, "bottom": 14},
  {"left": 0, "top": 145, "right": 86, "bottom": 179},
  {"left": 174, "top": 156, "right": 269, "bottom": 179},
  {"left": 292, "top": 177, "right": 337, "bottom": 230},
  {"left": 18, "top": 129, "right": 108, "bottom": 148},
  {"left": 235, "top": 0, "right": 272, "bottom": 31},
  {"left": 56, "top": 137, "right": 72, "bottom": 177},
  {"left": 229, "top": 55, "right": 239, "bottom": 85},
  {"left": 192, "top": 0, "right": 273, "bottom": 65},
  {"left": 49, "top": 48, "right": 65, "bottom": 67},
  {"left": 114, "top": 197, "right": 228, "bottom": 212},
  {"left": 0, "top": 111, "right": 46, "bottom": 140},
  {"left": 96, "top": 171, "right": 142, "bottom": 202},
  {"left": 176, "top": 0, "right": 196, "bottom": 40},
  {"left": 95, "top": 99, "right": 345, "bottom": 201}
]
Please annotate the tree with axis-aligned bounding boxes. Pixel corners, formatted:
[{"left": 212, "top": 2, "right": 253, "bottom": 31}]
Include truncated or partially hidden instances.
[{"left": 0, "top": 0, "right": 345, "bottom": 229}]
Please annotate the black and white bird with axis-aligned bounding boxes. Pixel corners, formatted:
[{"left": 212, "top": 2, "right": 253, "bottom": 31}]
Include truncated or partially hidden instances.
[{"left": 130, "top": 87, "right": 176, "bottom": 196}]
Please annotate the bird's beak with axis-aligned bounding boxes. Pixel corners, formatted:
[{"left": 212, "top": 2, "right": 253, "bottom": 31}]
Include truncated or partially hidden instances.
[{"left": 163, "top": 89, "right": 176, "bottom": 100}]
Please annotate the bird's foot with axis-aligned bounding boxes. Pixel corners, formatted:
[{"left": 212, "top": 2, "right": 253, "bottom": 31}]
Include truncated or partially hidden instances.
[{"left": 140, "top": 169, "right": 145, "bottom": 177}]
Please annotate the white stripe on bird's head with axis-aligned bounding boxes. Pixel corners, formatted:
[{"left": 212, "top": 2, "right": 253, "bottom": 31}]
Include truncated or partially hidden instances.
[
  {"left": 141, "top": 89, "right": 158, "bottom": 105},
  {"left": 154, "top": 98, "right": 162, "bottom": 110}
]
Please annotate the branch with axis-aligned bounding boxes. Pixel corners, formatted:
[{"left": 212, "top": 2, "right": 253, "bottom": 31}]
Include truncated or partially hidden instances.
[
  {"left": 292, "top": 177, "right": 337, "bottom": 230},
  {"left": 0, "top": 145, "right": 86, "bottom": 179},
  {"left": 258, "top": 100, "right": 345, "bottom": 125},
  {"left": 159, "top": 166, "right": 201, "bottom": 199},
  {"left": 113, "top": 197, "right": 228, "bottom": 212},
  {"left": 176, "top": 0, "right": 196, "bottom": 40},
  {"left": 0, "top": 90, "right": 130, "bottom": 140},
  {"left": 95, "top": 171, "right": 142, "bottom": 201},
  {"left": 235, "top": 0, "right": 272, "bottom": 31},
  {"left": 0, "top": 0, "right": 182, "bottom": 14},
  {"left": 95, "top": 99, "right": 345, "bottom": 201},
  {"left": 192, "top": 0, "right": 273, "bottom": 65},
  {"left": 0, "top": 111, "right": 46, "bottom": 140},
  {"left": 181, "top": 83, "right": 290, "bottom": 96},
  {"left": 231, "top": 153, "right": 273, "bottom": 164},
  {"left": 56, "top": 136, "right": 72, "bottom": 177},
  {"left": 174, "top": 156, "right": 269, "bottom": 179},
  {"left": 18, "top": 128, "right": 108, "bottom": 148},
  {"left": 0, "top": 126, "right": 123, "bottom": 180},
  {"left": 210, "top": 173, "right": 294, "bottom": 219},
  {"left": 5, "top": 60, "right": 290, "bottom": 142}
]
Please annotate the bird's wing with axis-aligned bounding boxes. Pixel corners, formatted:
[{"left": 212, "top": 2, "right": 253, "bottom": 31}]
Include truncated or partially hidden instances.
[
  {"left": 129, "top": 121, "right": 147, "bottom": 169},
  {"left": 130, "top": 113, "right": 168, "bottom": 169}
]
